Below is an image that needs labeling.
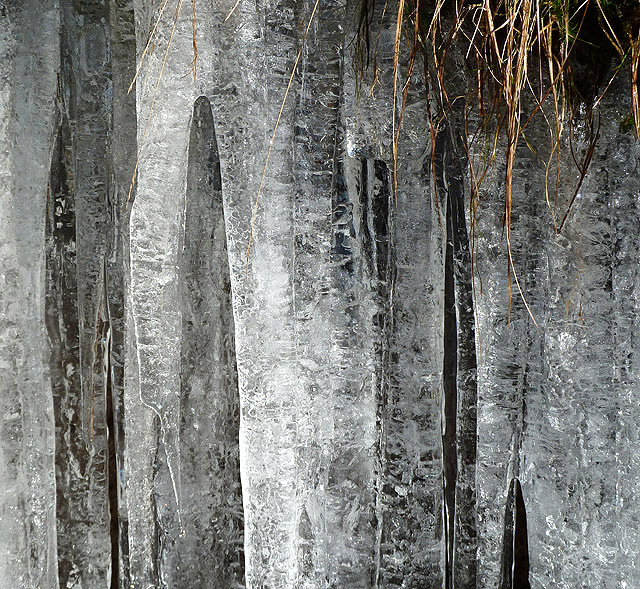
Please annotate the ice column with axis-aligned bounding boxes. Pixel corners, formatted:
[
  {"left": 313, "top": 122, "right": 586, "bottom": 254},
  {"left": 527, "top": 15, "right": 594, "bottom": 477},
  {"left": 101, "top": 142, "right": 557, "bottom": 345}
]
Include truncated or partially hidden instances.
[
  {"left": 340, "top": 10, "right": 448, "bottom": 585},
  {"left": 473, "top": 77, "right": 640, "bottom": 588},
  {"left": 0, "top": 2, "right": 60, "bottom": 587},
  {"left": 202, "top": 0, "right": 409, "bottom": 585},
  {"left": 523, "top": 82, "right": 640, "bottom": 589},
  {"left": 127, "top": 1, "right": 195, "bottom": 586}
]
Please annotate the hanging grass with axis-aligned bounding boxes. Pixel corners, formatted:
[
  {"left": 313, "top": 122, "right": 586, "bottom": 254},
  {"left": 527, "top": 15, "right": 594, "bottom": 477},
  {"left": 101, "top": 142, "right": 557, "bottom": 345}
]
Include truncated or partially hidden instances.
[{"left": 358, "top": 0, "right": 640, "bottom": 316}]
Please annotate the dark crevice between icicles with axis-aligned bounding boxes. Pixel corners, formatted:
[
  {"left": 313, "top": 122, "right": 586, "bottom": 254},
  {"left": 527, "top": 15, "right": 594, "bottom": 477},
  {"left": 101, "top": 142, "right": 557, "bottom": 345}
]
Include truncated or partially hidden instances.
[
  {"left": 435, "top": 127, "right": 478, "bottom": 589},
  {"left": 104, "top": 248, "right": 128, "bottom": 589},
  {"left": 499, "top": 479, "right": 531, "bottom": 589},
  {"left": 440, "top": 141, "right": 458, "bottom": 589},
  {"left": 332, "top": 158, "right": 356, "bottom": 279},
  {"left": 169, "top": 95, "right": 244, "bottom": 588},
  {"left": 47, "top": 110, "right": 121, "bottom": 589},
  {"left": 46, "top": 112, "right": 83, "bottom": 589},
  {"left": 362, "top": 158, "right": 396, "bottom": 589},
  {"left": 106, "top": 0, "right": 137, "bottom": 585},
  {"left": 105, "top": 343, "right": 119, "bottom": 589},
  {"left": 359, "top": 159, "right": 393, "bottom": 288},
  {"left": 149, "top": 446, "right": 162, "bottom": 588},
  {"left": 359, "top": 161, "right": 373, "bottom": 271},
  {"left": 103, "top": 262, "right": 120, "bottom": 589},
  {"left": 450, "top": 133, "right": 478, "bottom": 589},
  {"left": 372, "top": 160, "right": 392, "bottom": 288}
]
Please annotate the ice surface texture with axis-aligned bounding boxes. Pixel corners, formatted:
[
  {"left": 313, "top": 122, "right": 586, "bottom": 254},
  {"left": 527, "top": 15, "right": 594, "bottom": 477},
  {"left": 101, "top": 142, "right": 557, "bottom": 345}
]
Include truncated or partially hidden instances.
[
  {"left": 1, "top": 1, "right": 640, "bottom": 588},
  {"left": 1, "top": 2, "right": 60, "bottom": 587}
]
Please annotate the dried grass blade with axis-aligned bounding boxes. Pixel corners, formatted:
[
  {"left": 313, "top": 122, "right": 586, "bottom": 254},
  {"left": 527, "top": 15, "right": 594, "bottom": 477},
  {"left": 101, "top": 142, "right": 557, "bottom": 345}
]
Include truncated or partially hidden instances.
[{"left": 245, "top": 0, "right": 321, "bottom": 275}]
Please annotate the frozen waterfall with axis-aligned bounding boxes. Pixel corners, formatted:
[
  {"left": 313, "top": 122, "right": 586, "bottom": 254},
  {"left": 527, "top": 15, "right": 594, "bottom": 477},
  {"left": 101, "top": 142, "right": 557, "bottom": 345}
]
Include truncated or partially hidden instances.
[{"left": 1, "top": 1, "right": 640, "bottom": 588}]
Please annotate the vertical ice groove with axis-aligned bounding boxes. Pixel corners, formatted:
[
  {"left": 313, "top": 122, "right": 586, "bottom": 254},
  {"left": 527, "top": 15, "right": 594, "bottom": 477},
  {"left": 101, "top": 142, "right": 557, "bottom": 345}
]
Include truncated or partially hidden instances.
[
  {"left": 326, "top": 151, "right": 379, "bottom": 589},
  {"left": 108, "top": 1, "right": 138, "bottom": 585},
  {"left": 367, "top": 157, "right": 393, "bottom": 589},
  {"left": 127, "top": 1, "right": 194, "bottom": 586},
  {"left": 292, "top": 0, "right": 343, "bottom": 582},
  {"left": 169, "top": 95, "right": 244, "bottom": 588},
  {"left": 0, "top": 2, "right": 60, "bottom": 587}
]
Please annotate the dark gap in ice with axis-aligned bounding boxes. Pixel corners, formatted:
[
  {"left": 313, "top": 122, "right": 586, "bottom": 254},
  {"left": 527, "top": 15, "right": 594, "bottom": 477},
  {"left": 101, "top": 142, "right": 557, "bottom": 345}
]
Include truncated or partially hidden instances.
[
  {"left": 332, "top": 158, "right": 355, "bottom": 279},
  {"left": 437, "top": 126, "right": 478, "bottom": 587},
  {"left": 45, "top": 112, "right": 83, "bottom": 589},
  {"left": 359, "top": 158, "right": 392, "bottom": 288},
  {"left": 104, "top": 297, "right": 120, "bottom": 589},
  {"left": 173, "top": 95, "right": 244, "bottom": 587},
  {"left": 359, "top": 159, "right": 373, "bottom": 275},
  {"left": 448, "top": 131, "right": 478, "bottom": 588},
  {"left": 105, "top": 0, "right": 137, "bottom": 580},
  {"left": 368, "top": 158, "right": 396, "bottom": 587},
  {"left": 104, "top": 214, "right": 129, "bottom": 588},
  {"left": 438, "top": 131, "right": 458, "bottom": 589},
  {"left": 499, "top": 478, "right": 531, "bottom": 589},
  {"left": 372, "top": 160, "right": 391, "bottom": 287}
]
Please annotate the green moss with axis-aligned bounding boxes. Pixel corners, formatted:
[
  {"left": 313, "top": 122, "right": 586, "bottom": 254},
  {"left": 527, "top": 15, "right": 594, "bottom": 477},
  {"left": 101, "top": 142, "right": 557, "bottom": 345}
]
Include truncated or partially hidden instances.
[{"left": 619, "top": 112, "right": 636, "bottom": 134}]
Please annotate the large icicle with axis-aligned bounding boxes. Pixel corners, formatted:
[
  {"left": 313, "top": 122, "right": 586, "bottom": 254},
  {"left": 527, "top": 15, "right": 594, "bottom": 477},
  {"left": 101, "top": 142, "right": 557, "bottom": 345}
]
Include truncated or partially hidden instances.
[
  {"left": 348, "top": 11, "right": 446, "bottom": 584},
  {"left": 127, "top": 1, "right": 195, "bottom": 586},
  {"left": 201, "top": 0, "right": 397, "bottom": 585},
  {"left": 201, "top": 1, "right": 329, "bottom": 585},
  {"left": 0, "top": 2, "right": 60, "bottom": 587},
  {"left": 521, "top": 81, "right": 640, "bottom": 588},
  {"left": 184, "top": 1, "right": 295, "bottom": 584},
  {"left": 473, "top": 113, "right": 547, "bottom": 589},
  {"left": 473, "top": 76, "right": 640, "bottom": 588},
  {"left": 291, "top": 1, "right": 392, "bottom": 586}
]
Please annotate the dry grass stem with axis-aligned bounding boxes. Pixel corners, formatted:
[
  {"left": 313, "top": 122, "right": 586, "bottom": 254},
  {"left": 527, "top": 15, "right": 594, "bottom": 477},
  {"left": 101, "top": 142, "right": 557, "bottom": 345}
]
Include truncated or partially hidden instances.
[
  {"left": 358, "top": 0, "right": 639, "bottom": 325},
  {"left": 244, "top": 0, "right": 322, "bottom": 276}
]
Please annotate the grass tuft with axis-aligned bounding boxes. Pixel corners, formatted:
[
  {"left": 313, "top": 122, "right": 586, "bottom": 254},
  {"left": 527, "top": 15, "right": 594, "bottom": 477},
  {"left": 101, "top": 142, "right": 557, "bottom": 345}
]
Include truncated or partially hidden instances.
[{"left": 358, "top": 0, "right": 640, "bottom": 321}]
